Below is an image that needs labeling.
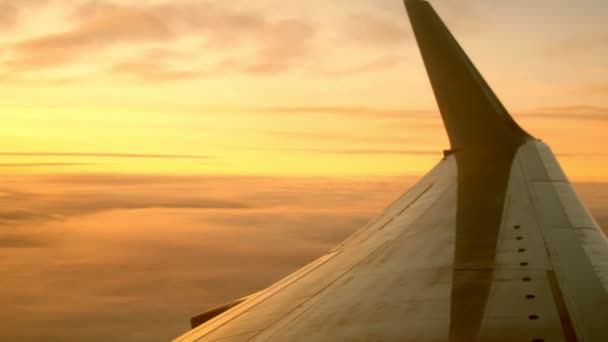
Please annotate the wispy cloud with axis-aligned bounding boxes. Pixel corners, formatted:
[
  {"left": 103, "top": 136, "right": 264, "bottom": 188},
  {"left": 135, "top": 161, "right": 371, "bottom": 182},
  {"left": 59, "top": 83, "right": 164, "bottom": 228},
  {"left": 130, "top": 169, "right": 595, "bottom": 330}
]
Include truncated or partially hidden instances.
[
  {"left": 545, "top": 32, "right": 608, "bottom": 57},
  {"left": 0, "top": 2, "right": 18, "bottom": 30},
  {"left": 34, "top": 173, "right": 262, "bottom": 186},
  {"left": 260, "top": 104, "right": 608, "bottom": 122},
  {"left": 342, "top": 12, "right": 409, "bottom": 47},
  {"left": 0, "top": 180, "right": 252, "bottom": 227},
  {"left": 0, "top": 208, "right": 51, "bottom": 222},
  {"left": 0, "top": 231, "right": 49, "bottom": 248},
  {"left": 0, "top": 162, "right": 94, "bottom": 167},
  {"left": 0, "top": 152, "right": 212, "bottom": 159},
  {"left": 248, "top": 105, "right": 434, "bottom": 118},
  {"left": 519, "top": 105, "right": 608, "bottom": 121},
  {"left": 557, "top": 152, "right": 608, "bottom": 158},
  {"left": 258, "top": 129, "right": 421, "bottom": 144},
  {"left": 250, "top": 104, "right": 608, "bottom": 122},
  {"left": 320, "top": 55, "right": 404, "bottom": 77},
  {"left": 0, "top": 0, "right": 54, "bottom": 31},
  {"left": 231, "top": 146, "right": 438, "bottom": 156},
  {"left": 241, "top": 19, "right": 315, "bottom": 75},
  {"left": 109, "top": 61, "right": 206, "bottom": 81},
  {"left": 0, "top": 174, "right": 405, "bottom": 229},
  {"left": 8, "top": 2, "right": 173, "bottom": 70},
  {"left": 0, "top": 173, "right": 605, "bottom": 342},
  {"left": 203, "top": 104, "right": 608, "bottom": 124},
  {"left": 578, "top": 83, "right": 608, "bottom": 95},
  {"left": 2, "top": 1, "right": 414, "bottom": 79},
  {"left": 0, "top": 0, "right": 454, "bottom": 85},
  {"left": 5, "top": 1, "right": 317, "bottom": 77}
]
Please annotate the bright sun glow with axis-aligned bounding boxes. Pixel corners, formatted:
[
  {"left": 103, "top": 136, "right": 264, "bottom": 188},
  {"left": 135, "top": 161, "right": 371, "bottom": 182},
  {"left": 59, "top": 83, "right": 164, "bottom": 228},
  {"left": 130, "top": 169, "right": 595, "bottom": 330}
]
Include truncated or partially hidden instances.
[{"left": 1, "top": 1, "right": 607, "bottom": 179}]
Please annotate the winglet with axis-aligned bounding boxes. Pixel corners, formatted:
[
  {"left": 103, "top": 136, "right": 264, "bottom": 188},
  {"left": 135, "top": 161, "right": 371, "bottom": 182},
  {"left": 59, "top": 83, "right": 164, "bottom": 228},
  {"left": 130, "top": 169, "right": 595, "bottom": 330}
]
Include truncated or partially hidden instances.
[{"left": 404, "top": 0, "right": 530, "bottom": 149}]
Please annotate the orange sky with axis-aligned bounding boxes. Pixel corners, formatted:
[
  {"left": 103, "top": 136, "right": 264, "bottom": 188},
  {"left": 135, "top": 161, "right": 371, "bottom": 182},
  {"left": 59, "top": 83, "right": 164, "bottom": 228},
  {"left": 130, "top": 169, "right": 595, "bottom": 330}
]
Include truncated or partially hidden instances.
[
  {"left": 1, "top": 0, "right": 608, "bottom": 180},
  {"left": 1, "top": 2, "right": 608, "bottom": 341}
]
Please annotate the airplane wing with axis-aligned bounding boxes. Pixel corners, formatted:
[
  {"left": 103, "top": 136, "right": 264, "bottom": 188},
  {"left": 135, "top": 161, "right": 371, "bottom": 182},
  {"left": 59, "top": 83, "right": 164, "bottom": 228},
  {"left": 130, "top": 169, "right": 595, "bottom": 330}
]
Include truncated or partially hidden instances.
[{"left": 173, "top": 0, "right": 608, "bottom": 341}]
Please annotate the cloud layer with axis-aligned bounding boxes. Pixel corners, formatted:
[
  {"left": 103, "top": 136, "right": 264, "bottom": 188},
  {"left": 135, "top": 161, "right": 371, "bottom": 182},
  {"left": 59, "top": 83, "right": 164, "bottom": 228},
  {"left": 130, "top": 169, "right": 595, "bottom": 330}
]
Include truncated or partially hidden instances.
[
  {"left": 0, "top": 152, "right": 212, "bottom": 159},
  {"left": 0, "top": 174, "right": 412, "bottom": 341},
  {"left": 1, "top": 0, "right": 414, "bottom": 80},
  {"left": 0, "top": 173, "right": 606, "bottom": 341}
]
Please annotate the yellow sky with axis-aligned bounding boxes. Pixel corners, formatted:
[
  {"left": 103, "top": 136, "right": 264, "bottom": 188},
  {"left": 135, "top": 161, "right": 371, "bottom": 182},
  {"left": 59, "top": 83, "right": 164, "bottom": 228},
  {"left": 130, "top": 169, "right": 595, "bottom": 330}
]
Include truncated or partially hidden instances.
[
  {"left": 1, "top": 2, "right": 608, "bottom": 340},
  {"left": 1, "top": 0, "right": 607, "bottom": 180}
]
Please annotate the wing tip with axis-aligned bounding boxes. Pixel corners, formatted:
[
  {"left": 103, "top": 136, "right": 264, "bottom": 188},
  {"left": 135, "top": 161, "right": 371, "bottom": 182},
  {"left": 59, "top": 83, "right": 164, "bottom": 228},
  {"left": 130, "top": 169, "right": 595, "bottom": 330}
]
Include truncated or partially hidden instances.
[{"left": 404, "top": 0, "right": 531, "bottom": 149}]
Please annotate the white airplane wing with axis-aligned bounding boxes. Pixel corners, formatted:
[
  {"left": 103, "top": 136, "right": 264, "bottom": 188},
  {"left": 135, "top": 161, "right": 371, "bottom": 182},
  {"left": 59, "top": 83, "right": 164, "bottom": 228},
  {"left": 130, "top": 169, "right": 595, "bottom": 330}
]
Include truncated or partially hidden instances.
[{"left": 173, "top": 1, "right": 608, "bottom": 341}]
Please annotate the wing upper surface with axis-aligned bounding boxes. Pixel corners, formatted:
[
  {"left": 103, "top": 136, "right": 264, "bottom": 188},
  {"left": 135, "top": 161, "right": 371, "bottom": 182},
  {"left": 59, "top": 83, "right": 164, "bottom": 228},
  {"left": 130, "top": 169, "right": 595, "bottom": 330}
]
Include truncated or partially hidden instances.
[{"left": 174, "top": 157, "right": 458, "bottom": 341}]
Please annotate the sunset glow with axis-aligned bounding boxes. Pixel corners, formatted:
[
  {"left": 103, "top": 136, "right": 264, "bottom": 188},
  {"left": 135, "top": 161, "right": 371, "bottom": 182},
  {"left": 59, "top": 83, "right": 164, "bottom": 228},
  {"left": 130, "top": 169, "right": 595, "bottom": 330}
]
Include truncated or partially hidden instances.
[
  {"left": 1, "top": 0, "right": 607, "bottom": 179},
  {"left": 1, "top": 1, "right": 608, "bottom": 341}
]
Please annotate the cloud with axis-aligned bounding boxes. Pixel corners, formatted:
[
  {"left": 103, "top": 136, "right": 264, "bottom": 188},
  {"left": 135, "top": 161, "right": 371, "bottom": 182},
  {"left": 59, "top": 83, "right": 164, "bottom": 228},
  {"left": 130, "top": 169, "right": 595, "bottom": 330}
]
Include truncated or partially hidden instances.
[
  {"left": 320, "top": 55, "right": 404, "bottom": 77},
  {"left": 0, "top": 152, "right": 212, "bottom": 159},
  {"left": 0, "top": 0, "right": 54, "bottom": 31},
  {"left": 109, "top": 61, "right": 206, "bottom": 81},
  {"left": 242, "top": 19, "right": 315, "bottom": 75},
  {"left": 0, "top": 173, "right": 606, "bottom": 342},
  {"left": 104, "top": 47, "right": 210, "bottom": 81},
  {"left": 0, "top": 185, "right": 252, "bottom": 233},
  {"left": 35, "top": 174, "right": 261, "bottom": 186},
  {"left": 0, "top": 232, "right": 50, "bottom": 248},
  {"left": 519, "top": 105, "right": 608, "bottom": 121},
  {"left": 545, "top": 32, "right": 608, "bottom": 57},
  {"left": 0, "top": 208, "right": 51, "bottom": 222},
  {"left": 9, "top": 2, "right": 173, "bottom": 69},
  {"left": 258, "top": 129, "right": 420, "bottom": 145},
  {"left": 0, "top": 162, "right": 94, "bottom": 167},
  {"left": 5, "top": 1, "right": 316, "bottom": 76},
  {"left": 45, "top": 197, "right": 252, "bottom": 218},
  {"left": 0, "top": 174, "right": 407, "bottom": 226},
  {"left": 205, "top": 103, "right": 608, "bottom": 127},
  {"left": 231, "top": 146, "right": 438, "bottom": 156},
  {"left": 161, "top": 2, "right": 315, "bottom": 74},
  {"left": 248, "top": 105, "right": 434, "bottom": 118},
  {"left": 1, "top": 1, "right": 421, "bottom": 79},
  {"left": 578, "top": 83, "right": 608, "bottom": 95},
  {"left": 0, "top": 194, "right": 252, "bottom": 225},
  {"left": 343, "top": 12, "right": 409, "bottom": 47},
  {"left": 0, "top": 2, "right": 18, "bottom": 30},
  {"left": 557, "top": 153, "right": 608, "bottom": 158},
  {"left": 245, "top": 104, "right": 608, "bottom": 123},
  {"left": 0, "top": 175, "right": 262, "bottom": 229}
]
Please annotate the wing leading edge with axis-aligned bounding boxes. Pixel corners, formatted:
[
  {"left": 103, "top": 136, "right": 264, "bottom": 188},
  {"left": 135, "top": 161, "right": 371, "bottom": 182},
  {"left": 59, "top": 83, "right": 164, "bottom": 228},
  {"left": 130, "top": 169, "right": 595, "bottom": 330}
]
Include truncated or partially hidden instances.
[{"left": 173, "top": 1, "right": 608, "bottom": 341}]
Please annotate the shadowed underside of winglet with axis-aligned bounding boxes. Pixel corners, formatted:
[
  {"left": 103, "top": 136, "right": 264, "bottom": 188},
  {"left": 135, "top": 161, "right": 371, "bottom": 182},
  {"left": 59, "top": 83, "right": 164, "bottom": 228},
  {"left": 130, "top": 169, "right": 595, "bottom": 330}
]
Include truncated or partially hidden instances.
[{"left": 404, "top": 0, "right": 531, "bottom": 150}]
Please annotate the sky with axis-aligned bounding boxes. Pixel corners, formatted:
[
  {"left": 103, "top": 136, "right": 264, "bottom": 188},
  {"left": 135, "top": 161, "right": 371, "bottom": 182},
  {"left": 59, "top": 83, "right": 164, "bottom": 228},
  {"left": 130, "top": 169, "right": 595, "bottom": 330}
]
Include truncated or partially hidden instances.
[
  {"left": 1, "top": 0, "right": 607, "bottom": 341},
  {"left": 0, "top": 0, "right": 607, "bottom": 179}
]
